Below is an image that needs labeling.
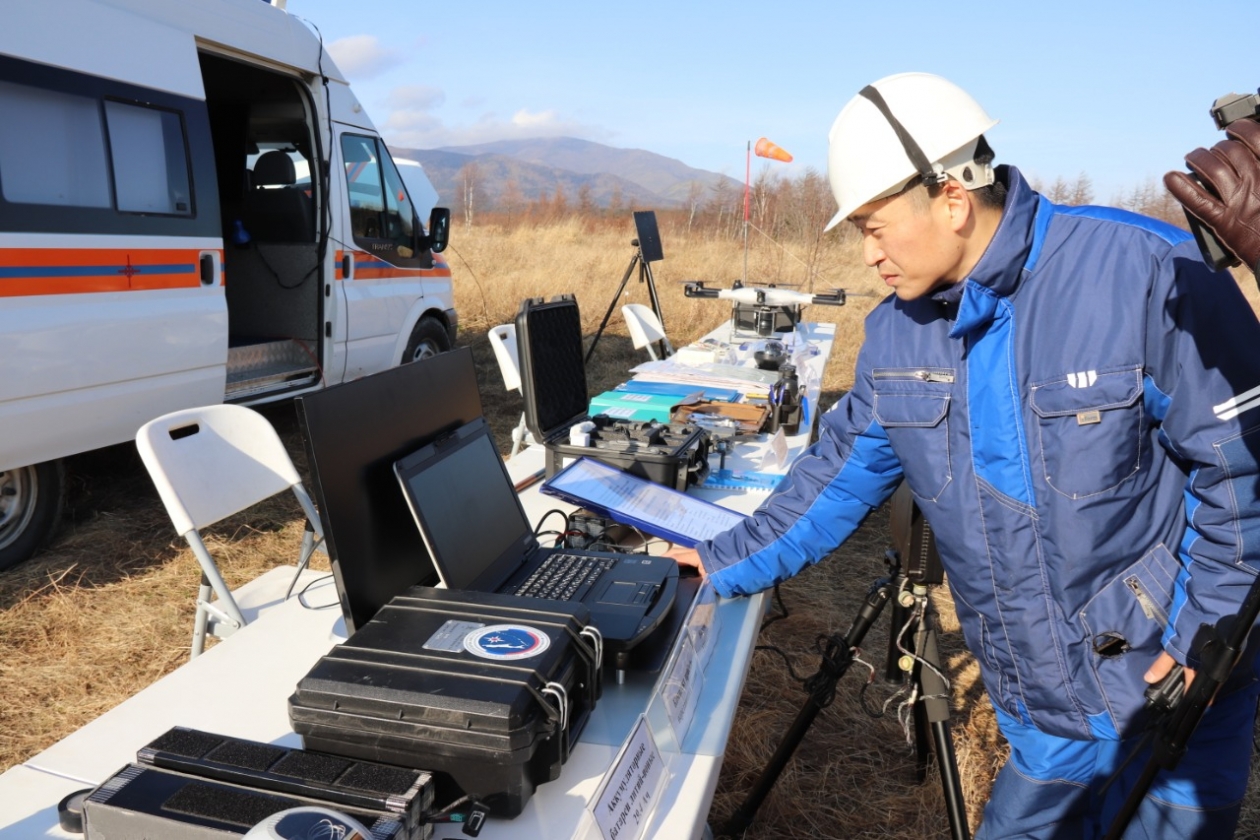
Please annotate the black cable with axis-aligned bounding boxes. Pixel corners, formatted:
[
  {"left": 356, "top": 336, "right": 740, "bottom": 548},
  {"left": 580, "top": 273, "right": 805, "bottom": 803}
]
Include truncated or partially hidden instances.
[
  {"left": 753, "top": 644, "right": 813, "bottom": 684},
  {"left": 533, "top": 509, "right": 570, "bottom": 538},
  {"left": 295, "top": 573, "right": 338, "bottom": 610},
  {"left": 759, "top": 583, "right": 789, "bottom": 631}
]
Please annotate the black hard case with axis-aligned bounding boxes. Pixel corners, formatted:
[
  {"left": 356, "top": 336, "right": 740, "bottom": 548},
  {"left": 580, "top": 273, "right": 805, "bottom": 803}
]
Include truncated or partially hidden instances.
[
  {"left": 515, "top": 295, "right": 709, "bottom": 490},
  {"left": 83, "top": 763, "right": 412, "bottom": 839},
  {"left": 136, "top": 726, "right": 434, "bottom": 838},
  {"left": 288, "top": 586, "right": 602, "bottom": 818}
]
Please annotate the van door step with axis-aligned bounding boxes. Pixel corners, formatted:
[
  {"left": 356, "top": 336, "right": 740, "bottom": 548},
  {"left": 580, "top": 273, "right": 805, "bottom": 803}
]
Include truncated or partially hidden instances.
[{"left": 226, "top": 339, "right": 319, "bottom": 399}]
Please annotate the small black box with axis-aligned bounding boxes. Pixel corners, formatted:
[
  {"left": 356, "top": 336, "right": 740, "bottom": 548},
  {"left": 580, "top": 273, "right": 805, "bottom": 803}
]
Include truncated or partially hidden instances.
[
  {"left": 289, "top": 586, "right": 602, "bottom": 818},
  {"left": 732, "top": 302, "right": 800, "bottom": 337},
  {"left": 515, "top": 295, "right": 709, "bottom": 490}
]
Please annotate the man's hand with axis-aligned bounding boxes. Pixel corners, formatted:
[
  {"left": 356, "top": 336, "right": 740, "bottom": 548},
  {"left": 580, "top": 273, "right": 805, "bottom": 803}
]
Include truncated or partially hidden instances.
[
  {"left": 1144, "top": 650, "right": 1196, "bottom": 692},
  {"left": 1164, "top": 119, "right": 1260, "bottom": 273},
  {"left": 664, "top": 546, "right": 707, "bottom": 580}
]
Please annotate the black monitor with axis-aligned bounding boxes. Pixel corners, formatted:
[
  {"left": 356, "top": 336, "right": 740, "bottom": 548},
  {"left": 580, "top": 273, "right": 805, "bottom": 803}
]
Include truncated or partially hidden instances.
[
  {"left": 633, "top": 210, "right": 663, "bottom": 263},
  {"left": 295, "top": 348, "right": 483, "bottom": 632}
]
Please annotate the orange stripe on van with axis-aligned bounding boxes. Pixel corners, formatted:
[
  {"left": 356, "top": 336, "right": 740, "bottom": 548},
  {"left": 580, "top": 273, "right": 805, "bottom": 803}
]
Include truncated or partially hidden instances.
[
  {"left": 348, "top": 250, "right": 451, "bottom": 281},
  {"left": 0, "top": 248, "right": 210, "bottom": 297}
]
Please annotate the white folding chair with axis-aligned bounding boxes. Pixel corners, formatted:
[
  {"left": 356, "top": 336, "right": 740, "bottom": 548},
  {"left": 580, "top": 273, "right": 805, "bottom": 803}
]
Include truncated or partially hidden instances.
[
  {"left": 135, "top": 404, "right": 324, "bottom": 658},
  {"left": 487, "top": 323, "right": 532, "bottom": 457},
  {"left": 621, "top": 303, "right": 674, "bottom": 360}
]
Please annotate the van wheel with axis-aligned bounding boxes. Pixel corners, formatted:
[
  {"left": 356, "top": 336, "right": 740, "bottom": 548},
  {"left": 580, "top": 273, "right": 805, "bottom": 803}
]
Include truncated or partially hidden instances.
[
  {"left": 402, "top": 317, "right": 451, "bottom": 363},
  {"left": 0, "top": 460, "right": 66, "bottom": 571}
]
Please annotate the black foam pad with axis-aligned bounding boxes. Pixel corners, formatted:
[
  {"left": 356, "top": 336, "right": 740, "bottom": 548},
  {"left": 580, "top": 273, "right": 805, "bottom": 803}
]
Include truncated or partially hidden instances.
[
  {"left": 270, "top": 749, "right": 353, "bottom": 785},
  {"left": 148, "top": 728, "right": 223, "bottom": 759},
  {"left": 338, "top": 761, "right": 424, "bottom": 795},
  {"left": 206, "top": 739, "right": 286, "bottom": 772},
  {"left": 162, "top": 780, "right": 294, "bottom": 828}
]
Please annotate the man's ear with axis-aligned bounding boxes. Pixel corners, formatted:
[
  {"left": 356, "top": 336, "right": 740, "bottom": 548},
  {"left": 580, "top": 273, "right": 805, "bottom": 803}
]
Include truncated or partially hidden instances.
[{"left": 941, "top": 180, "right": 972, "bottom": 233}]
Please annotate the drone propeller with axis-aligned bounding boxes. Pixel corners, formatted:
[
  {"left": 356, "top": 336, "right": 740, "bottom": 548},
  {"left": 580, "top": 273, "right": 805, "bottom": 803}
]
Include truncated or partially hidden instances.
[{"left": 683, "top": 280, "right": 847, "bottom": 307}]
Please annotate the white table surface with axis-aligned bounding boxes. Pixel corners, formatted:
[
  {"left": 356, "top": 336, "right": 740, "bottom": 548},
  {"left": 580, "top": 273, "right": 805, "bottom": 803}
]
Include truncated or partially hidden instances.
[{"left": 0, "top": 321, "right": 835, "bottom": 840}]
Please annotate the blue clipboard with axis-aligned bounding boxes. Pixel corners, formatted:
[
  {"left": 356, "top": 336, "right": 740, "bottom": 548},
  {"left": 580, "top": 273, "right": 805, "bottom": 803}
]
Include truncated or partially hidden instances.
[{"left": 540, "top": 457, "right": 745, "bottom": 548}]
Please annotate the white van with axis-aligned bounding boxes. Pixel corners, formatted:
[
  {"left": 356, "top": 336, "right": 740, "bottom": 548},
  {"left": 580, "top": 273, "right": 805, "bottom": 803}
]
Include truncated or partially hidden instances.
[{"left": 0, "top": 0, "right": 456, "bottom": 568}]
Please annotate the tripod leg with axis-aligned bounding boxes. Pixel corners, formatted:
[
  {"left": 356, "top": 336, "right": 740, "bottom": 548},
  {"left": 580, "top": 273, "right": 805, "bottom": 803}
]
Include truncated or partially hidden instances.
[
  {"left": 586, "top": 253, "right": 639, "bottom": 363},
  {"left": 641, "top": 261, "right": 673, "bottom": 356},
  {"left": 720, "top": 578, "right": 894, "bottom": 837},
  {"left": 913, "top": 607, "right": 970, "bottom": 840}
]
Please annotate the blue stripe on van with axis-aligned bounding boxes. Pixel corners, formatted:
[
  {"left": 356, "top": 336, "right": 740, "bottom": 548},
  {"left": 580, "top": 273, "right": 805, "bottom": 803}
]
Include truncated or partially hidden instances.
[{"left": 0, "top": 264, "right": 196, "bottom": 278}]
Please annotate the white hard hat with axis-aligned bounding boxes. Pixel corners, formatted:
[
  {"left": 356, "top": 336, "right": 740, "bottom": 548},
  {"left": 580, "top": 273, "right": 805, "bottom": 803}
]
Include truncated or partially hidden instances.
[{"left": 825, "top": 72, "right": 999, "bottom": 230}]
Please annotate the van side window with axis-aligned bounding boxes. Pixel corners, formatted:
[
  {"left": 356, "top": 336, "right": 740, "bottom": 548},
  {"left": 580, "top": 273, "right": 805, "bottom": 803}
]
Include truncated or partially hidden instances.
[
  {"left": 341, "top": 133, "right": 420, "bottom": 266},
  {"left": 0, "top": 81, "right": 112, "bottom": 208},
  {"left": 104, "top": 101, "right": 192, "bottom": 215},
  {"left": 0, "top": 54, "right": 215, "bottom": 238},
  {"left": 0, "top": 80, "right": 192, "bottom": 217}
]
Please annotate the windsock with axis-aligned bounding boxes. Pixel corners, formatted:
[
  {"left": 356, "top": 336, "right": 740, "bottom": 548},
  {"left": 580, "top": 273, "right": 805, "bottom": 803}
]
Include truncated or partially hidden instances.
[{"left": 754, "top": 137, "right": 793, "bottom": 163}]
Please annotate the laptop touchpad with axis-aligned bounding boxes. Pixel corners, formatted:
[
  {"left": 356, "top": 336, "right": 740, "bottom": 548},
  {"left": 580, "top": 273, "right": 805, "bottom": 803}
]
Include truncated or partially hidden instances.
[{"left": 597, "top": 580, "right": 641, "bottom": 605}]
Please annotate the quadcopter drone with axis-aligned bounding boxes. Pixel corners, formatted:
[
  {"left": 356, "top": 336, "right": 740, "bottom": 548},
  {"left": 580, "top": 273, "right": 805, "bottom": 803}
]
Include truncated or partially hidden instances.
[{"left": 683, "top": 280, "right": 846, "bottom": 337}]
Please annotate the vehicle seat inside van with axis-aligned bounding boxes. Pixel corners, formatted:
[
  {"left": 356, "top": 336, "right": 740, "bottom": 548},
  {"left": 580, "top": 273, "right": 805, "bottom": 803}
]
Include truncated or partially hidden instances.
[{"left": 241, "top": 150, "right": 313, "bottom": 242}]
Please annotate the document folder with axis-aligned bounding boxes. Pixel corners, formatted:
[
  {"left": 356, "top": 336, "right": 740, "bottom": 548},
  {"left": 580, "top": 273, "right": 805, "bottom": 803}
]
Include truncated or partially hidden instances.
[{"left": 540, "top": 457, "right": 745, "bottom": 547}]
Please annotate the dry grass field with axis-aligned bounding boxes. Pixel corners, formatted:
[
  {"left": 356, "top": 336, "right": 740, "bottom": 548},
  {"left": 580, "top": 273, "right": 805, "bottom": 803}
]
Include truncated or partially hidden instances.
[{"left": 2, "top": 216, "right": 1259, "bottom": 838}]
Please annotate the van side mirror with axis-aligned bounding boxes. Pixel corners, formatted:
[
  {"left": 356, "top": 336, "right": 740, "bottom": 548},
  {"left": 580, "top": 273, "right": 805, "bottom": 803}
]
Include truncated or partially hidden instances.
[{"left": 424, "top": 207, "right": 450, "bottom": 254}]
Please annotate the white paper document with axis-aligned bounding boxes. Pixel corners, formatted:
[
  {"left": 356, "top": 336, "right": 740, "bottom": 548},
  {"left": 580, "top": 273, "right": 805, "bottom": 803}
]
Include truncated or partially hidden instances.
[{"left": 541, "top": 458, "right": 745, "bottom": 546}]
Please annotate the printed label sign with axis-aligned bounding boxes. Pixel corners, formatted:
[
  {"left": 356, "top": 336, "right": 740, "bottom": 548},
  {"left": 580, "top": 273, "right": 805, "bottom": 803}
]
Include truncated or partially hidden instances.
[
  {"left": 687, "top": 582, "right": 718, "bottom": 671},
  {"left": 462, "top": 624, "right": 551, "bottom": 660},
  {"left": 592, "top": 716, "right": 666, "bottom": 840},
  {"left": 423, "top": 620, "right": 485, "bottom": 652},
  {"left": 663, "top": 635, "right": 701, "bottom": 740}
]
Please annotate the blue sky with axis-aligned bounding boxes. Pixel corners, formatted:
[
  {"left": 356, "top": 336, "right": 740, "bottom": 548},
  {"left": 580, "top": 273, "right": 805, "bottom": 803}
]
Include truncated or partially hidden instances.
[{"left": 291, "top": 0, "right": 1258, "bottom": 202}]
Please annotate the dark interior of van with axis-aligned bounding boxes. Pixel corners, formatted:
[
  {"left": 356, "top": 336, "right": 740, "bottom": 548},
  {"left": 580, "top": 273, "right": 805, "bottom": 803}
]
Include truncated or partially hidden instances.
[{"left": 198, "top": 52, "right": 323, "bottom": 399}]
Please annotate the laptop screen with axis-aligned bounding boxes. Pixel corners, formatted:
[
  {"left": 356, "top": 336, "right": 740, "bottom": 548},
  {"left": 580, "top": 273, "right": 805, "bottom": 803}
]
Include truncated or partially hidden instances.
[{"left": 395, "top": 419, "right": 534, "bottom": 591}]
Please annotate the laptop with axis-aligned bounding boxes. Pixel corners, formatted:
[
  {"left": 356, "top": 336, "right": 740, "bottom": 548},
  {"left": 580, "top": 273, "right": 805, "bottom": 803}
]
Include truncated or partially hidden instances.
[{"left": 393, "top": 416, "right": 678, "bottom": 659}]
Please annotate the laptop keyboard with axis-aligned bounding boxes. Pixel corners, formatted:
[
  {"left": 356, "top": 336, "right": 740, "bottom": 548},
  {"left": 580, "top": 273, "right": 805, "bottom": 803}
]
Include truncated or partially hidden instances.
[{"left": 515, "top": 553, "right": 620, "bottom": 601}]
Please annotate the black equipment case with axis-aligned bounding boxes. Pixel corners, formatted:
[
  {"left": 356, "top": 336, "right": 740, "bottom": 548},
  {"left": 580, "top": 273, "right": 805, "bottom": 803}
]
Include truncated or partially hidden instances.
[
  {"left": 83, "top": 763, "right": 413, "bottom": 839},
  {"left": 515, "top": 295, "right": 710, "bottom": 490},
  {"left": 288, "top": 586, "right": 602, "bottom": 818},
  {"left": 134, "top": 726, "right": 434, "bottom": 838}
]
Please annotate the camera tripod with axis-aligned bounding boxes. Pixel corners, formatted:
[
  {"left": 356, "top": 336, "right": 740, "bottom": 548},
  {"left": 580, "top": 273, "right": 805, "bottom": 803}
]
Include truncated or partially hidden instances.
[{"left": 719, "top": 485, "right": 969, "bottom": 840}]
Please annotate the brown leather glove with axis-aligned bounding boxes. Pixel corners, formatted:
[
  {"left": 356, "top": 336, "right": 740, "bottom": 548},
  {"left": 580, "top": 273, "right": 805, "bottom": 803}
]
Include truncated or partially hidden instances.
[{"left": 1165, "top": 119, "right": 1260, "bottom": 275}]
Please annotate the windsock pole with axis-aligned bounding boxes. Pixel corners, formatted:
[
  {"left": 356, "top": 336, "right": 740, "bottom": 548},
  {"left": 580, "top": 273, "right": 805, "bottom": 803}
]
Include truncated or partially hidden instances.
[
  {"left": 744, "top": 138, "right": 792, "bottom": 285},
  {"left": 743, "top": 141, "right": 751, "bottom": 284}
]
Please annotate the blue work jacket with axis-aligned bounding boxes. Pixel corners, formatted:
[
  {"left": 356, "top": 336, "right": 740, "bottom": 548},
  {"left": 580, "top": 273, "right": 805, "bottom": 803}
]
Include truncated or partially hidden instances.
[{"left": 699, "top": 166, "right": 1260, "bottom": 741}]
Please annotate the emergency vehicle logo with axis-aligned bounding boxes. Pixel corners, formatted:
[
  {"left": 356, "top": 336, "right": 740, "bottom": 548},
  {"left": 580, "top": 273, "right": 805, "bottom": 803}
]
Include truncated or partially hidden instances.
[{"left": 463, "top": 624, "right": 551, "bottom": 660}]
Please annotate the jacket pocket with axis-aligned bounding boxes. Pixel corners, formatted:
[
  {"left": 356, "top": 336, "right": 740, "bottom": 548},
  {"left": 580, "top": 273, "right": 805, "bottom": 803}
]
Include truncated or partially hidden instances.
[
  {"left": 872, "top": 368, "right": 953, "bottom": 501},
  {"left": 1030, "top": 366, "right": 1143, "bottom": 499},
  {"left": 1078, "top": 543, "right": 1178, "bottom": 737}
]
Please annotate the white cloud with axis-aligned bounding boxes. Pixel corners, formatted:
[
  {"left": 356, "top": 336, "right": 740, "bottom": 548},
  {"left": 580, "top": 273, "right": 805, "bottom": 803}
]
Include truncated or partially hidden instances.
[
  {"left": 387, "top": 85, "right": 445, "bottom": 111},
  {"left": 381, "top": 105, "right": 610, "bottom": 149},
  {"left": 326, "top": 35, "right": 402, "bottom": 81}
]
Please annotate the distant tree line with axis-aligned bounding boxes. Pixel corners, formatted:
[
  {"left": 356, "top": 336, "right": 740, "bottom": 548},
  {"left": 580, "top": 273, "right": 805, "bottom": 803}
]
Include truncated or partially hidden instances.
[{"left": 452, "top": 162, "right": 1190, "bottom": 238}]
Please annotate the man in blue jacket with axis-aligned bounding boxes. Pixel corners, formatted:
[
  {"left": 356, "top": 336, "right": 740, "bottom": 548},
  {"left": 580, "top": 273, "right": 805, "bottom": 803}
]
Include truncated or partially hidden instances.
[{"left": 671, "top": 73, "right": 1260, "bottom": 838}]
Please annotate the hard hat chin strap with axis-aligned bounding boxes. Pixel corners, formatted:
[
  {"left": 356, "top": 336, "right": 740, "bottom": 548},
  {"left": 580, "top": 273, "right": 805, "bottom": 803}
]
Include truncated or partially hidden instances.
[
  {"left": 859, "top": 85, "right": 949, "bottom": 187},
  {"left": 859, "top": 86, "right": 996, "bottom": 194}
]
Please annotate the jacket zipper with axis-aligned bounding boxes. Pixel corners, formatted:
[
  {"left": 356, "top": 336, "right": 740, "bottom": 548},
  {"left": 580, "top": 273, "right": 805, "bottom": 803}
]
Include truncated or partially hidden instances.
[
  {"left": 1125, "top": 577, "right": 1169, "bottom": 626},
  {"left": 874, "top": 369, "right": 956, "bottom": 384}
]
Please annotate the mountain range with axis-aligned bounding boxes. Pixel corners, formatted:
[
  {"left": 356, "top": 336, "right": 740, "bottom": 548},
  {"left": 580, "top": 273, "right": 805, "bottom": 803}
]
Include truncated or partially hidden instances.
[{"left": 389, "top": 137, "right": 742, "bottom": 209}]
